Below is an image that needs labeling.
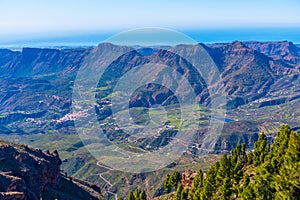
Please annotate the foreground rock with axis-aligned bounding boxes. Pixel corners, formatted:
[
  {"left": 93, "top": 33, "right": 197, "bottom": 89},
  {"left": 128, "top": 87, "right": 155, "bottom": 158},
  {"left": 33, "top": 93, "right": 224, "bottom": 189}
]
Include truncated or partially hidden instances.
[{"left": 0, "top": 140, "right": 103, "bottom": 200}]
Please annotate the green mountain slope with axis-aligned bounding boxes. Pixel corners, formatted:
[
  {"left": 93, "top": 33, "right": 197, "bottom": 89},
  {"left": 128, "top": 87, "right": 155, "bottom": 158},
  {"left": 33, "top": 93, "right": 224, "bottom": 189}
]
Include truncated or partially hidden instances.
[{"left": 145, "top": 125, "right": 300, "bottom": 200}]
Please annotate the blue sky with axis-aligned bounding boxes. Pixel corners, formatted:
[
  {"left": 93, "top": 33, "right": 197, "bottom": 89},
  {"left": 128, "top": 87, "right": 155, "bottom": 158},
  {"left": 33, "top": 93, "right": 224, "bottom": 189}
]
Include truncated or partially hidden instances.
[{"left": 0, "top": 0, "right": 300, "bottom": 45}]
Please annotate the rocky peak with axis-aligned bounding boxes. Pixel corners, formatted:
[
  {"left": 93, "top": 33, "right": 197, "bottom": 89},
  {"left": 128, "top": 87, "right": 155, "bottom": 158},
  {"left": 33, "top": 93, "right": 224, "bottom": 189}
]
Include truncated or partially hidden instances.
[
  {"left": 232, "top": 41, "right": 246, "bottom": 48},
  {"left": 95, "top": 42, "right": 135, "bottom": 55},
  {"left": 221, "top": 41, "right": 255, "bottom": 56}
]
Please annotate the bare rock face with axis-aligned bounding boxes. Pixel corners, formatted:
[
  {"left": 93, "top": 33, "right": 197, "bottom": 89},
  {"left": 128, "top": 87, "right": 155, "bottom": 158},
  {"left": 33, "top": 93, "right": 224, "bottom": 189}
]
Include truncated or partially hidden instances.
[
  {"left": 181, "top": 170, "right": 197, "bottom": 189},
  {"left": 0, "top": 141, "right": 103, "bottom": 200},
  {"left": 0, "top": 192, "right": 26, "bottom": 200},
  {"left": 0, "top": 144, "right": 60, "bottom": 200}
]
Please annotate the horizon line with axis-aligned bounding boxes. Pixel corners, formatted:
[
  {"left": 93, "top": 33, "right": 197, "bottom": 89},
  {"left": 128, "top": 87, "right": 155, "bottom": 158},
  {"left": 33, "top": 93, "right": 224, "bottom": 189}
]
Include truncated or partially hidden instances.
[{"left": 1, "top": 40, "right": 299, "bottom": 51}]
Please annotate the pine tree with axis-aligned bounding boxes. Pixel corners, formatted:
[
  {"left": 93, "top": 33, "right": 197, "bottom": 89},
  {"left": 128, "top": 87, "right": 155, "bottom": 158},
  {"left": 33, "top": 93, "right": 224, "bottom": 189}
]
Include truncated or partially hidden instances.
[
  {"left": 181, "top": 188, "right": 188, "bottom": 200},
  {"left": 194, "top": 169, "right": 204, "bottom": 188},
  {"left": 237, "top": 174, "right": 250, "bottom": 199},
  {"left": 140, "top": 190, "right": 147, "bottom": 200},
  {"left": 275, "top": 131, "right": 300, "bottom": 199},
  {"left": 233, "top": 160, "right": 244, "bottom": 184},
  {"left": 232, "top": 160, "right": 244, "bottom": 198},
  {"left": 127, "top": 191, "right": 134, "bottom": 200},
  {"left": 239, "top": 183, "right": 255, "bottom": 200},
  {"left": 230, "top": 147, "right": 238, "bottom": 168},
  {"left": 270, "top": 125, "right": 292, "bottom": 173},
  {"left": 254, "top": 133, "right": 267, "bottom": 166},
  {"left": 189, "top": 169, "right": 203, "bottom": 200},
  {"left": 133, "top": 189, "right": 140, "bottom": 199},
  {"left": 253, "top": 162, "right": 275, "bottom": 200},
  {"left": 247, "top": 151, "right": 254, "bottom": 165},
  {"left": 193, "top": 189, "right": 202, "bottom": 200},
  {"left": 220, "top": 177, "right": 232, "bottom": 200},
  {"left": 175, "top": 184, "right": 183, "bottom": 200},
  {"left": 164, "top": 174, "right": 171, "bottom": 193},
  {"left": 158, "top": 125, "right": 299, "bottom": 200},
  {"left": 242, "top": 173, "right": 250, "bottom": 189},
  {"left": 241, "top": 143, "right": 247, "bottom": 164},
  {"left": 169, "top": 171, "right": 181, "bottom": 189},
  {"left": 217, "top": 154, "right": 231, "bottom": 187},
  {"left": 202, "top": 163, "right": 218, "bottom": 199}
]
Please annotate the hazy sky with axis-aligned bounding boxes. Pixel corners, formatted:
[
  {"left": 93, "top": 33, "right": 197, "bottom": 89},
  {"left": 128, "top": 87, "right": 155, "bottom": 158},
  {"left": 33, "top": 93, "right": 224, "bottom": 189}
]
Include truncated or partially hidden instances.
[
  {"left": 1, "top": 0, "right": 300, "bottom": 34},
  {"left": 0, "top": 0, "right": 300, "bottom": 46}
]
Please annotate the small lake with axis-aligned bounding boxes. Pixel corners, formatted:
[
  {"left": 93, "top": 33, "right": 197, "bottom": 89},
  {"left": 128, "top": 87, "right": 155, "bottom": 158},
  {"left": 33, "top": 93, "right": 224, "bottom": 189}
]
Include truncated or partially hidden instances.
[{"left": 210, "top": 116, "right": 235, "bottom": 123}]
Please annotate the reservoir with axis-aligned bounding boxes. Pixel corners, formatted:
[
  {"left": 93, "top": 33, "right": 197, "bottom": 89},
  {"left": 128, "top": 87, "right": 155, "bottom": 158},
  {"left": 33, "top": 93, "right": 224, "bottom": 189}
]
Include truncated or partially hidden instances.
[{"left": 210, "top": 116, "right": 235, "bottom": 123}]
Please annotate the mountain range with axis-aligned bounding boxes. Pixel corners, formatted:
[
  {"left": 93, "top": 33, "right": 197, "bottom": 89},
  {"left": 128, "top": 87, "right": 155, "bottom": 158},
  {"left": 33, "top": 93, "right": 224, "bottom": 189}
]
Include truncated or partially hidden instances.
[
  {"left": 0, "top": 40, "right": 300, "bottom": 199},
  {"left": 0, "top": 41, "right": 299, "bottom": 134}
]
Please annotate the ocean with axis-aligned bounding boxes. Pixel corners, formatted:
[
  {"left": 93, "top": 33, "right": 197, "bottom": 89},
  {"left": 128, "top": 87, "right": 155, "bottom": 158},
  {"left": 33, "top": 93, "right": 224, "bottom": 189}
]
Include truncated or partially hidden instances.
[{"left": 0, "top": 27, "right": 299, "bottom": 49}]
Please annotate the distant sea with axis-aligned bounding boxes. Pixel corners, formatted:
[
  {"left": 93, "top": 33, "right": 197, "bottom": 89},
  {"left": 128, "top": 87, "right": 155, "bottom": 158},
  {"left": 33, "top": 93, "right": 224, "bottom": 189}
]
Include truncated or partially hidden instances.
[{"left": 0, "top": 27, "right": 299, "bottom": 50}]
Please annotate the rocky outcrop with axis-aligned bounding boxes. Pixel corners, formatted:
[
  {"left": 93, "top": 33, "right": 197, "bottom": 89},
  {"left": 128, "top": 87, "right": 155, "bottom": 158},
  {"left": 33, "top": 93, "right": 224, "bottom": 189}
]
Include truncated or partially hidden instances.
[
  {"left": 0, "top": 140, "right": 103, "bottom": 200},
  {"left": 181, "top": 170, "right": 197, "bottom": 189}
]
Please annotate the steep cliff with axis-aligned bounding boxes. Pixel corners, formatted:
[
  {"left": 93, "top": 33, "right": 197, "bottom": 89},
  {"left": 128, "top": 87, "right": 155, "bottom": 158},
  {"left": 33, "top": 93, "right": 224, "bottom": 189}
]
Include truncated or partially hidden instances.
[{"left": 0, "top": 140, "right": 104, "bottom": 200}]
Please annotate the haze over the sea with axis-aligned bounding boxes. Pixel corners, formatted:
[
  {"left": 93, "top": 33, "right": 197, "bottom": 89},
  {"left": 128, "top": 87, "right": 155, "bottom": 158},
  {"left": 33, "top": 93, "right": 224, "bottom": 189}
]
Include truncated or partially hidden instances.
[
  {"left": 0, "top": 0, "right": 299, "bottom": 48},
  {"left": 0, "top": 27, "right": 300, "bottom": 49}
]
